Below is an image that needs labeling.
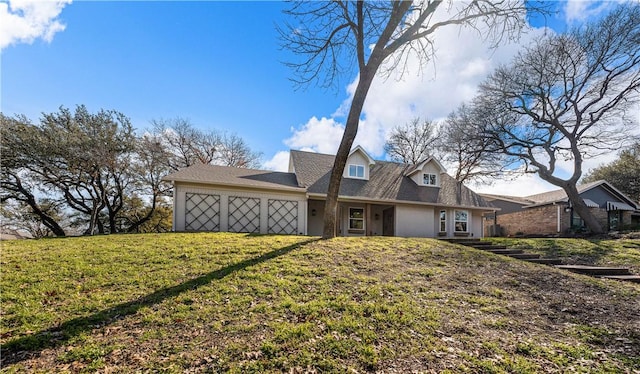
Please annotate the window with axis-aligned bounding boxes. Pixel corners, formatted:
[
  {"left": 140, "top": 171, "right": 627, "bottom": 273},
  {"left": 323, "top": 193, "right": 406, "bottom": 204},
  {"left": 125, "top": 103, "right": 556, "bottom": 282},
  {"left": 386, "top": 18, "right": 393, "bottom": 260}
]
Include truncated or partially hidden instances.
[
  {"left": 571, "top": 210, "right": 585, "bottom": 229},
  {"left": 608, "top": 211, "right": 622, "bottom": 231},
  {"left": 348, "top": 164, "right": 365, "bottom": 178},
  {"left": 439, "top": 210, "right": 446, "bottom": 233},
  {"left": 423, "top": 173, "right": 437, "bottom": 186},
  {"left": 454, "top": 210, "right": 468, "bottom": 232},
  {"left": 349, "top": 207, "right": 365, "bottom": 232}
]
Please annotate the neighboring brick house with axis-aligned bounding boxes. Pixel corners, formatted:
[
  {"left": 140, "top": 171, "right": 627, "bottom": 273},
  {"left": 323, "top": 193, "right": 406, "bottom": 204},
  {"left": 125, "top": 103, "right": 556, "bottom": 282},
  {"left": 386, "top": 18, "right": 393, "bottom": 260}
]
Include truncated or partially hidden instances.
[{"left": 481, "top": 180, "right": 639, "bottom": 237}]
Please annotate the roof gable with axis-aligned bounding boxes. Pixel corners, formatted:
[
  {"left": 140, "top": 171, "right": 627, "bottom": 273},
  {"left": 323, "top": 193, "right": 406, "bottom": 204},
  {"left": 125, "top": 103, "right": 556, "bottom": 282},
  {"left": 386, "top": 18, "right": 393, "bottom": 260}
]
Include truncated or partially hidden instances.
[
  {"left": 349, "top": 145, "right": 376, "bottom": 165},
  {"left": 406, "top": 157, "right": 447, "bottom": 177},
  {"left": 288, "top": 149, "right": 492, "bottom": 209}
]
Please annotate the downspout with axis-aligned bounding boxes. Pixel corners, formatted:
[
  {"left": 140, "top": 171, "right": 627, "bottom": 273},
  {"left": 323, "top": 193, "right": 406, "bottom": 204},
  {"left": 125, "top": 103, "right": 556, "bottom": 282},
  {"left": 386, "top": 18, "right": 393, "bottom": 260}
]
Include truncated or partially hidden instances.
[
  {"left": 557, "top": 204, "right": 561, "bottom": 233},
  {"left": 172, "top": 182, "right": 177, "bottom": 232}
]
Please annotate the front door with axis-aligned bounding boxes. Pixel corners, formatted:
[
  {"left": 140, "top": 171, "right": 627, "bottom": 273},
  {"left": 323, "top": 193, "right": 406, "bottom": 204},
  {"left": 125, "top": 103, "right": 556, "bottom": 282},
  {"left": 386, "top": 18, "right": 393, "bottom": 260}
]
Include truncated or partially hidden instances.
[{"left": 382, "top": 207, "right": 394, "bottom": 236}]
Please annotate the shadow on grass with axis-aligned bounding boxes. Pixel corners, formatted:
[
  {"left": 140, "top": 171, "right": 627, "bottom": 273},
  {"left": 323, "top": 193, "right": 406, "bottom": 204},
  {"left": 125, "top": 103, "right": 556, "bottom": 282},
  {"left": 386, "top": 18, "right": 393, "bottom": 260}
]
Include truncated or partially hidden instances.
[{"left": 1, "top": 238, "right": 318, "bottom": 365}]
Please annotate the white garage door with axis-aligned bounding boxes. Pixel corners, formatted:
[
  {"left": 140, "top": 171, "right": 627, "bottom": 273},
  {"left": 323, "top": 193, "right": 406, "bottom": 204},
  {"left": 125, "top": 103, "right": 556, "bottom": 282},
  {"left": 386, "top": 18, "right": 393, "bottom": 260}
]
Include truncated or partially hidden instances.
[
  {"left": 228, "top": 196, "right": 260, "bottom": 233},
  {"left": 268, "top": 199, "right": 298, "bottom": 234},
  {"left": 185, "top": 193, "right": 220, "bottom": 231}
]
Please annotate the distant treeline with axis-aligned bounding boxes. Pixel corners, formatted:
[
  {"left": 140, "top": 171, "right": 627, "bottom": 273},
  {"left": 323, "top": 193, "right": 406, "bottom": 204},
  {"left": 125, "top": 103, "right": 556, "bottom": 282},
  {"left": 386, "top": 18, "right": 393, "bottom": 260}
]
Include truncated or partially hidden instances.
[{"left": 1, "top": 105, "right": 262, "bottom": 237}]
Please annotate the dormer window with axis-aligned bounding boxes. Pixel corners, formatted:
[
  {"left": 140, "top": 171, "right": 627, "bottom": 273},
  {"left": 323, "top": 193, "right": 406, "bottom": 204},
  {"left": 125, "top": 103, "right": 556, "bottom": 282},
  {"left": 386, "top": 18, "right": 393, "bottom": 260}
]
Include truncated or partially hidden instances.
[
  {"left": 348, "top": 164, "right": 365, "bottom": 179},
  {"left": 423, "top": 173, "right": 437, "bottom": 186}
]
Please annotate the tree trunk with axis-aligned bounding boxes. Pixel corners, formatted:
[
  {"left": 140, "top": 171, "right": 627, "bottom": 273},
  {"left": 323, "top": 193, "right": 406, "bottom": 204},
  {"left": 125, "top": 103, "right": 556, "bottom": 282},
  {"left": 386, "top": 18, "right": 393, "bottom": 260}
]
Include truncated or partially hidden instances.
[
  {"left": 563, "top": 184, "right": 604, "bottom": 234},
  {"left": 27, "top": 196, "right": 66, "bottom": 237},
  {"left": 6, "top": 176, "right": 66, "bottom": 236},
  {"left": 126, "top": 193, "right": 158, "bottom": 233},
  {"left": 322, "top": 70, "right": 377, "bottom": 239}
]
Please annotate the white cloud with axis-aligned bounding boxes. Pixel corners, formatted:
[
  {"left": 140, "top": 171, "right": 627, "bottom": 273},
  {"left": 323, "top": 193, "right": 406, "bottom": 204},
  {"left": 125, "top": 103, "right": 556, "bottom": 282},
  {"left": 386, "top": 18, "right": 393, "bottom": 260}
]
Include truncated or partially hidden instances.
[
  {"left": 564, "top": 0, "right": 612, "bottom": 24},
  {"left": 472, "top": 173, "right": 557, "bottom": 197},
  {"left": 284, "top": 116, "right": 345, "bottom": 155},
  {"left": 321, "top": 8, "right": 550, "bottom": 159},
  {"left": 263, "top": 150, "right": 290, "bottom": 172},
  {"left": 267, "top": 2, "right": 629, "bottom": 196},
  {"left": 0, "top": 0, "right": 72, "bottom": 50}
]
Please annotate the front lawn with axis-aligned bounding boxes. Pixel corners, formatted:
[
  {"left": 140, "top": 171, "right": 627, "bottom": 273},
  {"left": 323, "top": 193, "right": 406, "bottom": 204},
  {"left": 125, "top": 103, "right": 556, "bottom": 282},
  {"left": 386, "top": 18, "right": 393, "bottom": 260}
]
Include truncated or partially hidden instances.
[{"left": 1, "top": 233, "right": 639, "bottom": 372}]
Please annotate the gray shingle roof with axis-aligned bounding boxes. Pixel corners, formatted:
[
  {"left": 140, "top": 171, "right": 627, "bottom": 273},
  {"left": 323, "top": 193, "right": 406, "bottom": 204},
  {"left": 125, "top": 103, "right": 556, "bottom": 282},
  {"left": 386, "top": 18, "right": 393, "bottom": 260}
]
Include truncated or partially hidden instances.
[
  {"left": 479, "top": 193, "right": 535, "bottom": 205},
  {"left": 162, "top": 163, "right": 304, "bottom": 192},
  {"left": 290, "top": 150, "right": 493, "bottom": 208},
  {"left": 524, "top": 180, "right": 604, "bottom": 204},
  {"left": 481, "top": 180, "right": 638, "bottom": 210}
]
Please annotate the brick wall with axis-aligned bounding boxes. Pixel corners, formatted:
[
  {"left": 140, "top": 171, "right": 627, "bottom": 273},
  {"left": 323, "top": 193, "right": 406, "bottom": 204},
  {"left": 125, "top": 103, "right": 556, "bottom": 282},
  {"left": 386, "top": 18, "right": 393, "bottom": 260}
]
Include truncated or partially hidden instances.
[
  {"left": 591, "top": 208, "right": 609, "bottom": 231},
  {"left": 623, "top": 211, "right": 633, "bottom": 228},
  {"left": 495, "top": 205, "right": 563, "bottom": 236},
  {"left": 494, "top": 205, "right": 617, "bottom": 236}
]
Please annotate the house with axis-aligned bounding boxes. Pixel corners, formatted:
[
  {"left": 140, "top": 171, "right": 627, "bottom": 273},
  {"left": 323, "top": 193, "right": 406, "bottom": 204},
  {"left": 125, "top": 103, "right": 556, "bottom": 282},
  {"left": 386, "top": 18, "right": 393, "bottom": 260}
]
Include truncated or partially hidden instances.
[
  {"left": 481, "top": 180, "right": 639, "bottom": 236},
  {"left": 163, "top": 146, "right": 496, "bottom": 238}
]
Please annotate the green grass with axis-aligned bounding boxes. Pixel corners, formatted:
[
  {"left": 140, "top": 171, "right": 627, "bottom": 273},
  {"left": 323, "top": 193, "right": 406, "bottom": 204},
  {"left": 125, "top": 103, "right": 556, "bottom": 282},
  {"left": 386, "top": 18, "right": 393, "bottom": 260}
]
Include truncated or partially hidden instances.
[
  {"left": 1, "top": 233, "right": 639, "bottom": 372},
  {"left": 486, "top": 237, "right": 640, "bottom": 273}
]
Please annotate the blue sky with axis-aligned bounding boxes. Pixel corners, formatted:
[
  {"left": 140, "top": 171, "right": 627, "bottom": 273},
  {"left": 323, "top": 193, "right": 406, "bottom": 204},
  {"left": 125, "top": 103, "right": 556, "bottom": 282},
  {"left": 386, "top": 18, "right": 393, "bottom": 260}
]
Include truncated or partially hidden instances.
[
  {"left": 1, "top": 1, "right": 632, "bottom": 195},
  {"left": 2, "top": 1, "right": 342, "bottom": 154}
]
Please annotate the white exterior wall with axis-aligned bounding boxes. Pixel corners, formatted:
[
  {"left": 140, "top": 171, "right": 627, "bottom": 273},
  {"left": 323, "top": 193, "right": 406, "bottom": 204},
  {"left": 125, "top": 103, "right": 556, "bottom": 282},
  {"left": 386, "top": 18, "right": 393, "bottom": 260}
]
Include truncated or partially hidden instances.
[
  {"left": 368, "top": 205, "right": 385, "bottom": 236},
  {"left": 307, "top": 200, "right": 325, "bottom": 236},
  {"left": 409, "top": 161, "right": 442, "bottom": 187},
  {"left": 472, "top": 211, "right": 483, "bottom": 238},
  {"left": 173, "top": 183, "right": 307, "bottom": 235},
  {"left": 395, "top": 204, "right": 435, "bottom": 238},
  {"left": 433, "top": 208, "right": 485, "bottom": 238},
  {"left": 343, "top": 151, "right": 371, "bottom": 180}
]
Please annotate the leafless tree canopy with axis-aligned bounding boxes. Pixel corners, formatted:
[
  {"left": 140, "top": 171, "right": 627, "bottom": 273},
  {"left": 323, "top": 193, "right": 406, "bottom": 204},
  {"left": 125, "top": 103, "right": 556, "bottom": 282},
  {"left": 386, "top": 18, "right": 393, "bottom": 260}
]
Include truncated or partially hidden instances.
[
  {"left": 150, "top": 118, "right": 262, "bottom": 171},
  {"left": 385, "top": 117, "right": 438, "bottom": 164},
  {"left": 280, "top": 1, "right": 538, "bottom": 89},
  {"left": 280, "top": 1, "right": 543, "bottom": 238},
  {"left": 436, "top": 105, "right": 515, "bottom": 184},
  {"left": 471, "top": 3, "right": 640, "bottom": 233}
]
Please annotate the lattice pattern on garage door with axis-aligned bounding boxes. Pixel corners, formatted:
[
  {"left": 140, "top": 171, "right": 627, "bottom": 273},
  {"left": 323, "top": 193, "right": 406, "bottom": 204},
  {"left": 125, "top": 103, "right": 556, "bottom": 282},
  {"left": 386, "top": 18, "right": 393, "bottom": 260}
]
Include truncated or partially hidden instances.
[
  {"left": 228, "top": 196, "right": 260, "bottom": 233},
  {"left": 268, "top": 199, "right": 298, "bottom": 234},
  {"left": 185, "top": 193, "right": 220, "bottom": 231}
]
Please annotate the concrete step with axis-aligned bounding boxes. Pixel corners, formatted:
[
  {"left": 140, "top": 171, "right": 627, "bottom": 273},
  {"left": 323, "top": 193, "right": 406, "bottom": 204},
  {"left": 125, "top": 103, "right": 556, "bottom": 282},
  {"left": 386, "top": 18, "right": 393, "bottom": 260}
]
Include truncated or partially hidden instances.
[
  {"left": 524, "top": 258, "right": 563, "bottom": 265},
  {"left": 555, "top": 265, "right": 632, "bottom": 276},
  {"left": 442, "top": 239, "right": 484, "bottom": 245},
  {"left": 486, "top": 249, "right": 524, "bottom": 255},
  {"left": 599, "top": 275, "right": 640, "bottom": 283},
  {"left": 470, "top": 244, "right": 508, "bottom": 250},
  {"left": 507, "top": 253, "right": 541, "bottom": 260},
  {"left": 468, "top": 244, "right": 507, "bottom": 250}
]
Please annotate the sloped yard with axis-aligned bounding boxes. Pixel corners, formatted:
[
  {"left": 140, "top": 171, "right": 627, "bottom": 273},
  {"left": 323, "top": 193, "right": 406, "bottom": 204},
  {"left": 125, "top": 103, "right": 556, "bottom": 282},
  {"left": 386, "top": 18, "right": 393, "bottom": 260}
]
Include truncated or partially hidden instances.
[
  {"left": 488, "top": 237, "right": 640, "bottom": 275},
  {"left": 1, "top": 233, "right": 639, "bottom": 372}
]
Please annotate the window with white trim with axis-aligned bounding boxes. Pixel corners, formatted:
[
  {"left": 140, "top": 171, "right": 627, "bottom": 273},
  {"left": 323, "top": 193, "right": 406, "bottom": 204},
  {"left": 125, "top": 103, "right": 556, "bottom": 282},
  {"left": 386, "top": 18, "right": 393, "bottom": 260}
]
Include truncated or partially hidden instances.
[
  {"left": 439, "top": 210, "right": 446, "bottom": 233},
  {"left": 348, "top": 164, "right": 365, "bottom": 179},
  {"left": 454, "top": 210, "right": 468, "bottom": 232},
  {"left": 349, "top": 207, "right": 365, "bottom": 232},
  {"left": 423, "top": 173, "right": 437, "bottom": 186}
]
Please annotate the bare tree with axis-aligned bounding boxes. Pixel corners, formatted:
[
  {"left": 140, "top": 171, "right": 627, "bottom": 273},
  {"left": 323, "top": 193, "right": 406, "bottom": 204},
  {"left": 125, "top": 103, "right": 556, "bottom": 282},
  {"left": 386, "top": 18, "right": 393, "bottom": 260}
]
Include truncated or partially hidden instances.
[
  {"left": 473, "top": 3, "right": 640, "bottom": 233},
  {"left": 280, "top": 1, "right": 544, "bottom": 239},
  {"left": 150, "top": 118, "right": 221, "bottom": 171},
  {"left": 436, "top": 104, "right": 514, "bottom": 184},
  {"left": 385, "top": 117, "right": 438, "bottom": 164},
  {"left": 217, "top": 132, "right": 263, "bottom": 169},
  {"left": 150, "top": 118, "right": 262, "bottom": 170},
  {"left": 1, "top": 114, "right": 67, "bottom": 236}
]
